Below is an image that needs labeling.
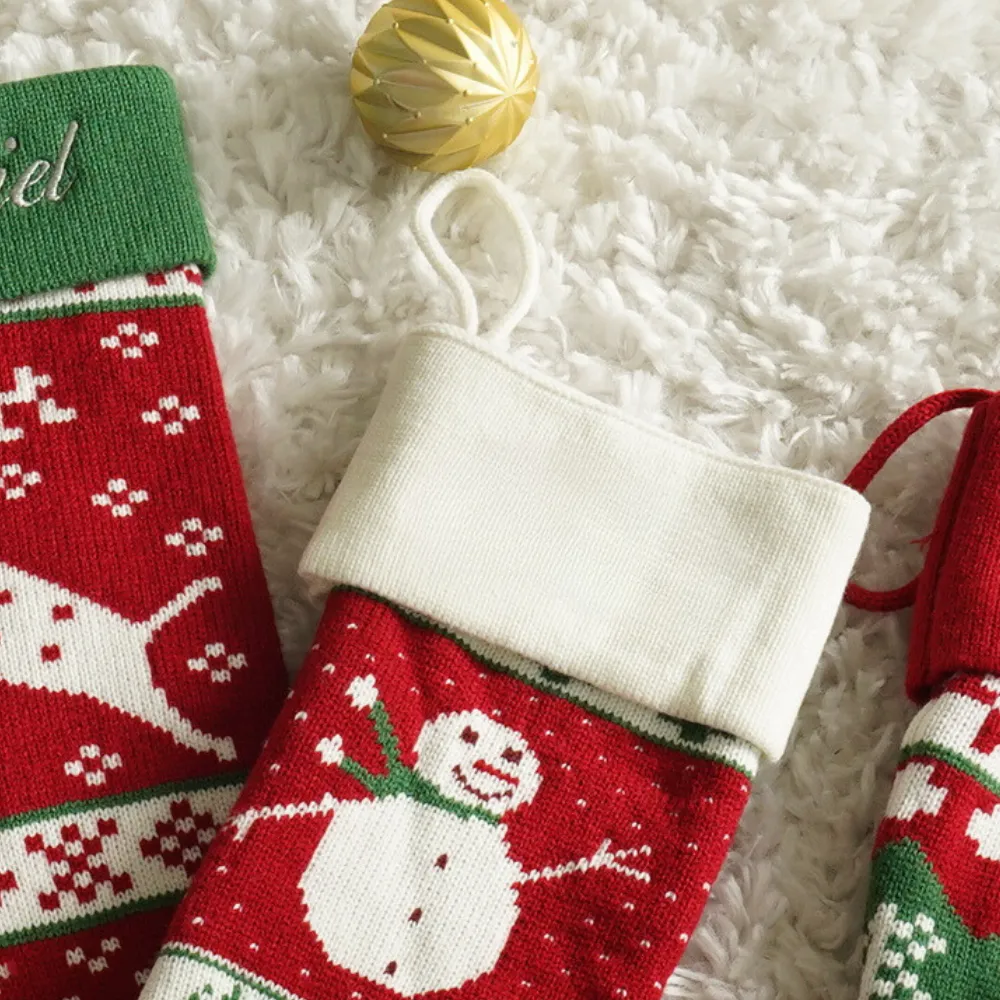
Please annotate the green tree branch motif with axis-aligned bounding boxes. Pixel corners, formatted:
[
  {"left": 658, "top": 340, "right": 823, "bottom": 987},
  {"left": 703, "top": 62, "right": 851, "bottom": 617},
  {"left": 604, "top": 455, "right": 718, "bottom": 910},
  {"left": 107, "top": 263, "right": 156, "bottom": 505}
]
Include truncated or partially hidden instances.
[
  {"left": 316, "top": 675, "right": 408, "bottom": 796},
  {"left": 318, "top": 675, "right": 499, "bottom": 823},
  {"left": 229, "top": 674, "right": 497, "bottom": 841},
  {"left": 187, "top": 983, "right": 241, "bottom": 1000}
]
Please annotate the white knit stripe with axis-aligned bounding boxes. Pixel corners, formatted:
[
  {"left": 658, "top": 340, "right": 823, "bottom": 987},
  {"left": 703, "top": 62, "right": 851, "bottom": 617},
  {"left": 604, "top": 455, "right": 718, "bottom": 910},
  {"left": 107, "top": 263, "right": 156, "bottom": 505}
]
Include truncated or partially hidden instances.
[
  {"left": 901, "top": 679, "right": 1000, "bottom": 789},
  {"left": 145, "top": 945, "right": 305, "bottom": 1000},
  {"left": 0, "top": 779, "right": 241, "bottom": 947},
  {"left": 301, "top": 326, "right": 870, "bottom": 761},
  {"left": 0, "top": 264, "right": 204, "bottom": 321}
]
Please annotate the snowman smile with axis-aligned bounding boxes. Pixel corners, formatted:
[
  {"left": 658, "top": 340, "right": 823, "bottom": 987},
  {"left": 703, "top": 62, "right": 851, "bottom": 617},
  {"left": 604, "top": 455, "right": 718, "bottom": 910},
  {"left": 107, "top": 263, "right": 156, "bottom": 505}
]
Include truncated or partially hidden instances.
[{"left": 452, "top": 762, "right": 518, "bottom": 802}]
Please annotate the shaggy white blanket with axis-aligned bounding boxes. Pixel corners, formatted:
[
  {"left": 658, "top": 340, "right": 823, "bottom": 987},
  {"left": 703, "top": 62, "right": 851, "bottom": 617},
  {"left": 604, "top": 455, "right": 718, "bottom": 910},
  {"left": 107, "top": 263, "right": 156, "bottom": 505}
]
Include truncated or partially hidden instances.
[{"left": 4, "top": 1, "right": 999, "bottom": 997}]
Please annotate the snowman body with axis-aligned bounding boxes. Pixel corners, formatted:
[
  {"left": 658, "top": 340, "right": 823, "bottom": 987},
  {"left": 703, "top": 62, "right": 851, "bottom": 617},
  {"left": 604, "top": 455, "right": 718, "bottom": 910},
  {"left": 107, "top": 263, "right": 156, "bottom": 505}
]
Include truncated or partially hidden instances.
[{"left": 300, "top": 793, "right": 521, "bottom": 997}]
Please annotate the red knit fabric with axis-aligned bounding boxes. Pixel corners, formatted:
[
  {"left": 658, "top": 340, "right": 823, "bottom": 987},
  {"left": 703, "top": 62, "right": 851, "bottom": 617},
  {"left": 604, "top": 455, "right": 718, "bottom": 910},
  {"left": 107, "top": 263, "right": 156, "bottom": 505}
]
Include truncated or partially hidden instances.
[
  {"left": 906, "top": 394, "right": 1000, "bottom": 702},
  {"left": 843, "top": 389, "right": 1000, "bottom": 702},
  {"left": 0, "top": 273, "right": 287, "bottom": 999},
  {"left": 870, "top": 671, "right": 1000, "bottom": 939},
  {"left": 137, "top": 589, "right": 757, "bottom": 1000},
  {"left": 844, "top": 388, "right": 993, "bottom": 615},
  {"left": 850, "top": 392, "right": 1000, "bottom": 999}
]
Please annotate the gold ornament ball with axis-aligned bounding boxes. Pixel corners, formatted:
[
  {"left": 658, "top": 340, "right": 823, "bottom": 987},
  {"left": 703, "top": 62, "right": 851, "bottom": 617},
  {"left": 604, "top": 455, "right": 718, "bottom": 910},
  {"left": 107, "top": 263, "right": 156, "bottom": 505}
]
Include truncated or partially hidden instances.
[{"left": 350, "top": 0, "right": 539, "bottom": 173}]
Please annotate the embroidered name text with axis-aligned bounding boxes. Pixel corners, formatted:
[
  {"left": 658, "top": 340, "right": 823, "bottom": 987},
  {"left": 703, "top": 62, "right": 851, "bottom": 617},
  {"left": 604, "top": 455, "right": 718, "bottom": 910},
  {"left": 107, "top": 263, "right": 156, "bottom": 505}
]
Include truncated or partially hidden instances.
[{"left": 0, "top": 122, "right": 78, "bottom": 209}]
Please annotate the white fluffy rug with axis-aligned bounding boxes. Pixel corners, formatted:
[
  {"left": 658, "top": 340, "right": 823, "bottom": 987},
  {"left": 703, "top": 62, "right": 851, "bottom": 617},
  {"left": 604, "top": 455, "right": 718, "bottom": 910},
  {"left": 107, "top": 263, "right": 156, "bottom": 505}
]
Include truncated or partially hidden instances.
[{"left": 5, "top": 1, "right": 1000, "bottom": 997}]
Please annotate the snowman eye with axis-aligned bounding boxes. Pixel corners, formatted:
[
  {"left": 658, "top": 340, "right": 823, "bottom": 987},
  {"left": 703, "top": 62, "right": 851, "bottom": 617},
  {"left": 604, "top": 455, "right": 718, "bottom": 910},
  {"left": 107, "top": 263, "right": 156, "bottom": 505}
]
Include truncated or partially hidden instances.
[
  {"left": 461, "top": 726, "right": 479, "bottom": 744},
  {"left": 502, "top": 747, "right": 523, "bottom": 764}
]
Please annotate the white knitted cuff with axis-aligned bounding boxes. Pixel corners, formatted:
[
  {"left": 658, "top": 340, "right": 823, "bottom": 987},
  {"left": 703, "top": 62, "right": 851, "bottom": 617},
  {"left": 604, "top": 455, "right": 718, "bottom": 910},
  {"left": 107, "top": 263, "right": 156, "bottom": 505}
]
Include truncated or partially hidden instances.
[{"left": 300, "top": 325, "right": 869, "bottom": 760}]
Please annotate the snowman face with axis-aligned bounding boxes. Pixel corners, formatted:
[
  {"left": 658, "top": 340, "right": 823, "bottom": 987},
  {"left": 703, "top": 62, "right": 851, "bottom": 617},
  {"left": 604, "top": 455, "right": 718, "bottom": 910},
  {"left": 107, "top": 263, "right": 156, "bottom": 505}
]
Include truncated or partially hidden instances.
[{"left": 413, "top": 710, "right": 541, "bottom": 816}]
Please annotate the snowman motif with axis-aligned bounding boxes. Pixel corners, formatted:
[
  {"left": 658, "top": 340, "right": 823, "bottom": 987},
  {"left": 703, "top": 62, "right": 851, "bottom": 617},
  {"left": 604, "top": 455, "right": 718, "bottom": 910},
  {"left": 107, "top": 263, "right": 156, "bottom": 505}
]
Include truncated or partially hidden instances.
[
  {"left": 230, "top": 675, "right": 651, "bottom": 997},
  {"left": 0, "top": 560, "right": 235, "bottom": 761}
]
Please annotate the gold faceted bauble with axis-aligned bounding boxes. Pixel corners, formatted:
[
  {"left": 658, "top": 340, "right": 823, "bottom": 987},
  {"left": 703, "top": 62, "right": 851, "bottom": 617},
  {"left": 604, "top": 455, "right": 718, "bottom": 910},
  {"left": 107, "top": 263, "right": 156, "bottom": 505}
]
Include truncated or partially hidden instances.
[{"left": 350, "top": 0, "right": 539, "bottom": 172}]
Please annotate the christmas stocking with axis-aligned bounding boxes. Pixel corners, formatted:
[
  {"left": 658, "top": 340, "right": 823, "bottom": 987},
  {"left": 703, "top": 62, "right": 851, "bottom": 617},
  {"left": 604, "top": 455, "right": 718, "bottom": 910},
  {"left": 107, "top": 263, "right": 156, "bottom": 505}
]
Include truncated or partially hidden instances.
[
  {"left": 846, "top": 390, "right": 1000, "bottom": 1000},
  {"left": 139, "top": 170, "right": 870, "bottom": 1000},
  {"left": 0, "top": 67, "right": 286, "bottom": 999}
]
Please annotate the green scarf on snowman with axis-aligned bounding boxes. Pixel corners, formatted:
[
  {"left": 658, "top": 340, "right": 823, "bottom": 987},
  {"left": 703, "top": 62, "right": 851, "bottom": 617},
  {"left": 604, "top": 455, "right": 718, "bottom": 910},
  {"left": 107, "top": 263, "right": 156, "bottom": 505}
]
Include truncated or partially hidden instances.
[{"left": 314, "top": 675, "right": 501, "bottom": 827}]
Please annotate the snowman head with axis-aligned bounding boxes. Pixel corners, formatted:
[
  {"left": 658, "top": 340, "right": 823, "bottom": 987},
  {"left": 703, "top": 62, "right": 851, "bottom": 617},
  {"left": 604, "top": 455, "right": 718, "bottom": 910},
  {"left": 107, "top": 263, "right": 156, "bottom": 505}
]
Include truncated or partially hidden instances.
[{"left": 413, "top": 710, "right": 541, "bottom": 817}]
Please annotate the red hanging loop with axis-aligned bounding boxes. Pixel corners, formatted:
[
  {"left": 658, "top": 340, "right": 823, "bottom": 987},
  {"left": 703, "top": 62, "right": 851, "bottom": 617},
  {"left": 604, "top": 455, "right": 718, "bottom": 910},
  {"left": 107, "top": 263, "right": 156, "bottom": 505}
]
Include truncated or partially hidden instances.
[{"left": 844, "top": 388, "right": 995, "bottom": 611}]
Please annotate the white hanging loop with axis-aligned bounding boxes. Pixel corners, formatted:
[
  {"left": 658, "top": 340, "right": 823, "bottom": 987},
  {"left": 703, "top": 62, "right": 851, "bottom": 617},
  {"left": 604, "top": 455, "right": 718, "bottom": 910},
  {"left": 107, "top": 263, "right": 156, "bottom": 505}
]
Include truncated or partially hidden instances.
[{"left": 411, "top": 169, "right": 540, "bottom": 346}]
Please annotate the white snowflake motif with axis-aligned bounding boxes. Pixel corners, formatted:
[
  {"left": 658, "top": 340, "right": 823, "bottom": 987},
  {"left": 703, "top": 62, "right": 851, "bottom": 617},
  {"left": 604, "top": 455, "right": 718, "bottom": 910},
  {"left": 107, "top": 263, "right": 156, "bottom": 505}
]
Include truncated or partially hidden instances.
[
  {"left": 347, "top": 674, "right": 378, "bottom": 710},
  {"left": 64, "top": 744, "right": 124, "bottom": 787},
  {"left": 187, "top": 643, "right": 247, "bottom": 683},
  {"left": 66, "top": 937, "right": 120, "bottom": 974},
  {"left": 0, "top": 463, "right": 41, "bottom": 500},
  {"left": 141, "top": 395, "right": 200, "bottom": 436},
  {"left": 885, "top": 763, "right": 948, "bottom": 822},
  {"left": 100, "top": 323, "right": 159, "bottom": 360},
  {"left": 91, "top": 478, "right": 149, "bottom": 518},
  {"left": 164, "top": 518, "right": 224, "bottom": 557},
  {"left": 968, "top": 803, "right": 1000, "bottom": 860},
  {"left": 316, "top": 734, "right": 345, "bottom": 765}
]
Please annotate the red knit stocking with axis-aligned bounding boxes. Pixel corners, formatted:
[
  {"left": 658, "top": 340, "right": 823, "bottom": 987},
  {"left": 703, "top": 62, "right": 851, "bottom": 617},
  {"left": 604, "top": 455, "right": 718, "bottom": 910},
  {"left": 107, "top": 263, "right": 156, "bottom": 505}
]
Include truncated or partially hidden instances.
[
  {"left": 0, "top": 67, "right": 286, "bottom": 1000},
  {"left": 138, "top": 171, "right": 868, "bottom": 1000},
  {"left": 846, "top": 390, "right": 1000, "bottom": 1000},
  {"left": 147, "top": 589, "right": 761, "bottom": 1000}
]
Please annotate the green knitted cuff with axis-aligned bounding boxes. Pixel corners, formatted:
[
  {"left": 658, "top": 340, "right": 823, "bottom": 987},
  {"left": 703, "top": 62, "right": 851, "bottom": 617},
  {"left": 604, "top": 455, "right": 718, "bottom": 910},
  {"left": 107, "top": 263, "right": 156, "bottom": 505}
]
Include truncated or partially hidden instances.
[{"left": 0, "top": 66, "right": 215, "bottom": 301}]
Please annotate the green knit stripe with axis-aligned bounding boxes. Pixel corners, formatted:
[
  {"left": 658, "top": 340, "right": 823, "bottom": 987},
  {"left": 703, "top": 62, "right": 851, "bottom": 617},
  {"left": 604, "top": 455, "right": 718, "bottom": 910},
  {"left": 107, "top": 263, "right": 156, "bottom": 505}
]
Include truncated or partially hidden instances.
[
  {"left": 0, "top": 66, "right": 214, "bottom": 301},
  {"left": 0, "top": 891, "right": 181, "bottom": 950},
  {"left": 156, "top": 945, "right": 306, "bottom": 1000},
  {"left": 0, "top": 770, "right": 245, "bottom": 832},
  {"left": 901, "top": 740, "right": 1000, "bottom": 802},
  {"left": 0, "top": 292, "right": 204, "bottom": 325},
  {"left": 339, "top": 587, "right": 760, "bottom": 779},
  {"left": 861, "top": 839, "right": 1000, "bottom": 1000}
]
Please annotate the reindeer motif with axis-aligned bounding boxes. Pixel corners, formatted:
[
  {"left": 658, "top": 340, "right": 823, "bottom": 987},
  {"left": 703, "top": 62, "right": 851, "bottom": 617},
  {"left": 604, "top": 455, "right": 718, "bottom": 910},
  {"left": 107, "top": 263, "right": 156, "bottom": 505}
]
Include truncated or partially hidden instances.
[{"left": 0, "top": 562, "right": 235, "bottom": 761}]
